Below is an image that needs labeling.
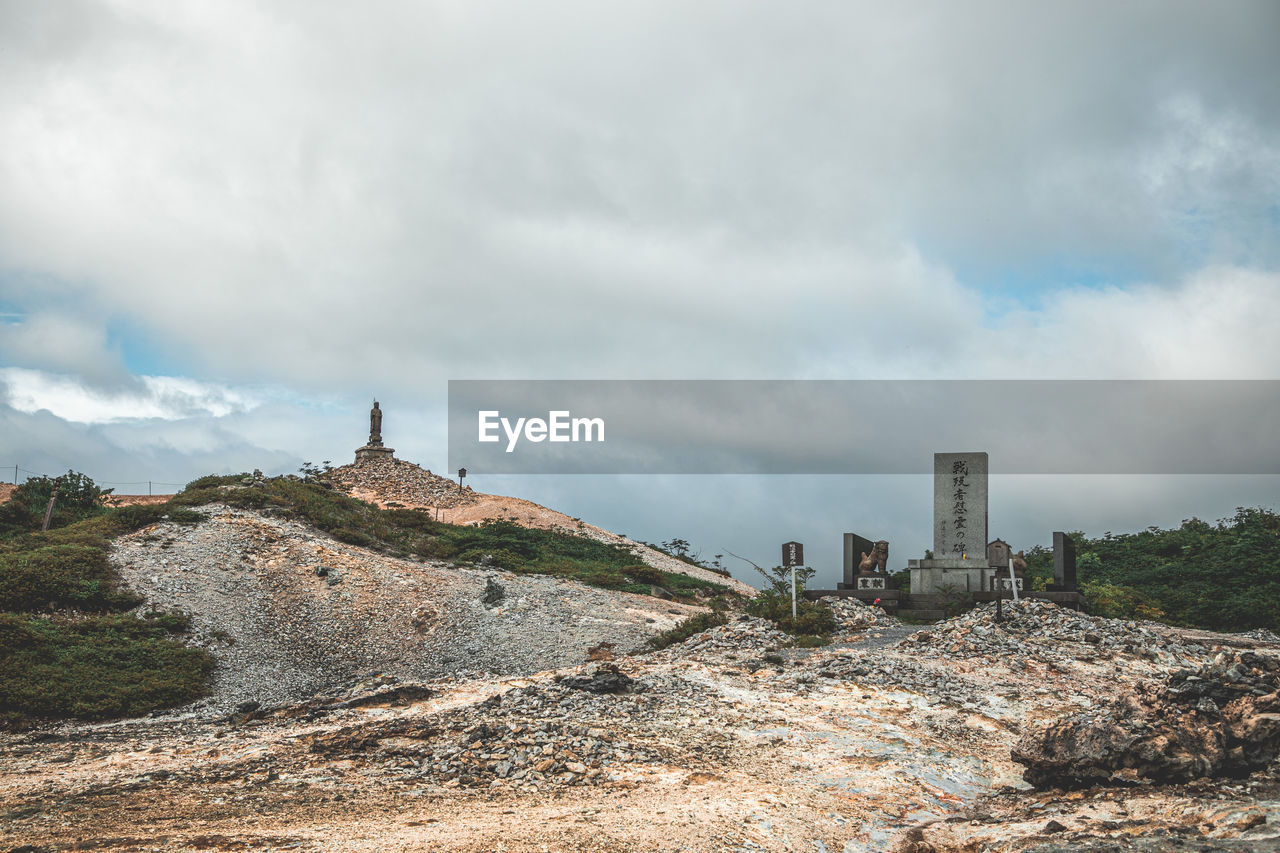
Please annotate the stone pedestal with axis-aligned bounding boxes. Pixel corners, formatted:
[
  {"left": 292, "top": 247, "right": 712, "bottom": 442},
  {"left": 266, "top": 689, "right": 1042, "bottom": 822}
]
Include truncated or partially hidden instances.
[
  {"left": 355, "top": 444, "right": 396, "bottom": 462},
  {"left": 908, "top": 557, "right": 995, "bottom": 595},
  {"left": 856, "top": 575, "right": 886, "bottom": 591}
]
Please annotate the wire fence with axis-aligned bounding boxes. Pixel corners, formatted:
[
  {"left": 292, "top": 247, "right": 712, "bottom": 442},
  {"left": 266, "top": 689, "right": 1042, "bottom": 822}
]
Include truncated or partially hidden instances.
[{"left": 7, "top": 464, "right": 191, "bottom": 494}]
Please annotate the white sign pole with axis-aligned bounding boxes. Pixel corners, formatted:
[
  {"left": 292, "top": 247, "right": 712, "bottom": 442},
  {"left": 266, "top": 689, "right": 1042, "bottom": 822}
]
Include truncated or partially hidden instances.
[
  {"left": 1008, "top": 557, "right": 1020, "bottom": 603},
  {"left": 791, "top": 564, "right": 798, "bottom": 622}
]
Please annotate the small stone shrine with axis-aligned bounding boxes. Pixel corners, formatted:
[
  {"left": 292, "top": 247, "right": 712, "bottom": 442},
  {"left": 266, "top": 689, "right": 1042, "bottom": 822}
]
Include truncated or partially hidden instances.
[
  {"left": 986, "top": 538, "right": 1023, "bottom": 592},
  {"left": 355, "top": 400, "right": 396, "bottom": 462}
]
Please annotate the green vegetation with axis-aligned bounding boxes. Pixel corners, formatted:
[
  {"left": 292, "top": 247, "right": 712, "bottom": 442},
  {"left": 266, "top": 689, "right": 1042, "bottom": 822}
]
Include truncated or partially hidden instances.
[
  {"left": 0, "top": 470, "right": 113, "bottom": 537},
  {"left": 1023, "top": 508, "right": 1280, "bottom": 631},
  {"left": 744, "top": 562, "right": 836, "bottom": 646},
  {"left": 644, "top": 610, "right": 729, "bottom": 651},
  {"left": 0, "top": 613, "right": 213, "bottom": 724},
  {"left": 1, "top": 469, "right": 737, "bottom": 725},
  {"left": 0, "top": 472, "right": 212, "bottom": 726},
  {"left": 642, "top": 538, "right": 733, "bottom": 577},
  {"left": 169, "top": 475, "right": 735, "bottom": 603}
]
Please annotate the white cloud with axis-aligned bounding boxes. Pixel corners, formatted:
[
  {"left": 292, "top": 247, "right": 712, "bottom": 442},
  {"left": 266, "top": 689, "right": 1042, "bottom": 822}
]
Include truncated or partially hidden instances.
[{"left": 0, "top": 367, "right": 260, "bottom": 423}]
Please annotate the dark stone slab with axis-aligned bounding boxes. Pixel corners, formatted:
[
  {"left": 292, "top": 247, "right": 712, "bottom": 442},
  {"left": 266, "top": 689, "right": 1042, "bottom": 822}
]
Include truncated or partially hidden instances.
[{"left": 1054, "top": 531, "right": 1077, "bottom": 590}]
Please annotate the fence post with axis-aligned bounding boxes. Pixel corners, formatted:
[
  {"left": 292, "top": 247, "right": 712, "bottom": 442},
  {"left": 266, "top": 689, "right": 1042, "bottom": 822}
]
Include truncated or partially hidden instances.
[{"left": 41, "top": 479, "right": 61, "bottom": 532}]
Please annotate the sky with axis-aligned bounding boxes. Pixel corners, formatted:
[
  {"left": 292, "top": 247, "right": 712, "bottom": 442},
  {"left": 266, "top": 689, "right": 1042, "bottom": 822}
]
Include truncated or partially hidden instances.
[{"left": 2, "top": 0, "right": 1278, "bottom": 586}]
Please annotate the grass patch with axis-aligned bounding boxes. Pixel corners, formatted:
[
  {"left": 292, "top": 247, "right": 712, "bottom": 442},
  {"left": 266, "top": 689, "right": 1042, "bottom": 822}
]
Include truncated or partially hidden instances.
[
  {"left": 745, "top": 589, "right": 835, "bottom": 645},
  {"left": 0, "top": 613, "right": 212, "bottom": 724},
  {"left": 644, "top": 611, "right": 729, "bottom": 651},
  {"left": 0, "top": 545, "right": 142, "bottom": 612}
]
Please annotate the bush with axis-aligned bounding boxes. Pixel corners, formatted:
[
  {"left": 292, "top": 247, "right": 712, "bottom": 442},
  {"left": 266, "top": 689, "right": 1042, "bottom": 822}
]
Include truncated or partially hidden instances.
[
  {"left": 746, "top": 589, "right": 835, "bottom": 640},
  {"left": 1082, "top": 581, "right": 1167, "bottom": 621},
  {"left": 0, "top": 545, "right": 141, "bottom": 612},
  {"left": 0, "top": 613, "right": 213, "bottom": 723},
  {"left": 0, "top": 471, "right": 112, "bottom": 535},
  {"left": 624, "top": 564, "right": 667, "bottom": 586},
  {"left": 645, "top": 611, "right": 728, "bottom": 651}
]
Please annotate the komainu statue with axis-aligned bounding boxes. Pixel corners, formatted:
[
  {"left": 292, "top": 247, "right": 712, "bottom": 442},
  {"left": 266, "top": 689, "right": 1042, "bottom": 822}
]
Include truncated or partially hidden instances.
[{"left": 858, "top": 540, "right": 890, "bottom": 575}]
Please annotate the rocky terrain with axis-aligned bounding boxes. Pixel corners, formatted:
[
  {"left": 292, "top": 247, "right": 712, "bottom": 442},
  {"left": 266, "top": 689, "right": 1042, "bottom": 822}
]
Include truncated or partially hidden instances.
[
  {"left": 5, "top": 535, "right": 1280, "bottom": 853},
  {"left": 3, "top": 492, "right": 1280, "bottom": 851},
  {"left": 109, "top": 504, "right": 709, "bottom": 713}
]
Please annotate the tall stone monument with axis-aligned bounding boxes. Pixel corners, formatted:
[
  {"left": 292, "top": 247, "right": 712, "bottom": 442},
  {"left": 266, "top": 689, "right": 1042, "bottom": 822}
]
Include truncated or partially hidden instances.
[
  {"left": 933, "top": 452, "right": 988, "bottom": 559},
  {"left": 908, "top": 451, "right": 994, "bottom": 594},
  {"left": 355, "top": 400, "right": 396, "bottom": 462}
]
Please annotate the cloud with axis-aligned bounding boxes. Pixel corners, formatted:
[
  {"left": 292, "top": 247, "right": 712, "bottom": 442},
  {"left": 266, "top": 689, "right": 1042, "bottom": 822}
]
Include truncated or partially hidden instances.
[
  {"left": 0, "top": 367, "right": 261, "bottom": 423},
  {"left": 0, "top": 1, "right": 1276, "bottom": 391}
]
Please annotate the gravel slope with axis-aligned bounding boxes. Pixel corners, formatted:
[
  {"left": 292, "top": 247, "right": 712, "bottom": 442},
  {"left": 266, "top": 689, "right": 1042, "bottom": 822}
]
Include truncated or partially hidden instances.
[{"left": 110, "top": 505, "right": 707, "bottom": 713}]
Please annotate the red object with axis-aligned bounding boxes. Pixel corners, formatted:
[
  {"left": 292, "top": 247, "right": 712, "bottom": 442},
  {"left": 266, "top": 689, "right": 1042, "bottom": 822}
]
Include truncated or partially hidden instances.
[{"left": 874, "top": 598, "right": 881, "bottom": 604}]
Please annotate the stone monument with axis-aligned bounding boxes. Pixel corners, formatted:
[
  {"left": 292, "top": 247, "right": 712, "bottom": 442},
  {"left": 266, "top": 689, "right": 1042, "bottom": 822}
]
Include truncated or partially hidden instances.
[
  {"left": 841, "top": 533, "right": 876, "bottom": 588},
  {"left": 1051, "top": 531, "right": 1077, "bottom": 591},
  {"left": 934, "top": 452, "right": 988, "bottom": 558},
  {"left": 908, "top": 452, "right": 995, "bottom": 594},
  {"left": 355, "top": 400, "right": 396, "bottom": 462}
]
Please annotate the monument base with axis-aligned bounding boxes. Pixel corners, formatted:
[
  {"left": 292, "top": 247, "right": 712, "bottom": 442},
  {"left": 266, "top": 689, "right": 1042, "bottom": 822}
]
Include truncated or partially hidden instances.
[
  {"left": 908, "top": 558, "right": 997, "bottom": 595},
  {"left": 355, "top": 445, "right": 396, "bottom": 462},
  {"left": 855, "top": 576, "right": 886, "bottom": 590}
]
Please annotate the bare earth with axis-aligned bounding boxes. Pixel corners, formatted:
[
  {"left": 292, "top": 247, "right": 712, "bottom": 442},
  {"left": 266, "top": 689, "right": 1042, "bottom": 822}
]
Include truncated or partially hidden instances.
[
  {"left": 3, "top": 511, "right": 1280, "bottom": 852},
  {"left": 4, "top": 474, "right": 1279, "bottom": 850}
]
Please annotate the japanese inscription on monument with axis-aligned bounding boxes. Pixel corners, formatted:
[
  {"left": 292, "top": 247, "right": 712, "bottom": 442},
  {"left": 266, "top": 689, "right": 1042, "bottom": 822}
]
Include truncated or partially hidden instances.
[{"left": 933, "top": 452, "right": 988, "bottom": 560}]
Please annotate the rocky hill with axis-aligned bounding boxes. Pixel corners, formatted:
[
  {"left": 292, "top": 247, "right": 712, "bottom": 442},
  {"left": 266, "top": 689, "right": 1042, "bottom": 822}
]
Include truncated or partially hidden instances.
[
  {"left": 321, "top": 457, "right": 752, "bottom": 594},
  {"left": 110, "top": 503, "right": 709, "bottom": 712}
]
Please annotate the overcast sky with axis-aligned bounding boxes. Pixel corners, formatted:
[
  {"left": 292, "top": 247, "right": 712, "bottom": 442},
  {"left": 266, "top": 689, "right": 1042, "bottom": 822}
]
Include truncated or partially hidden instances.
[{"left": 2, "top": 1, "right": 1277, "bottom": 585}]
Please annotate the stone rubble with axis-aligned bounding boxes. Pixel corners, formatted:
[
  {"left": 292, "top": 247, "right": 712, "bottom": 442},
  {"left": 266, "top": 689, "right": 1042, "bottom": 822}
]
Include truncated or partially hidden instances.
[
  {"left": 10, "top": 516, "right": 1280, "bottom": 851},
  {"left": 895, "top": 598, "right": 1207, "bottom": 668},
  {"left": 827, "top": 596, "right": 899, "bottom": 634},
  {"left": 109, "top": 504, "right": 705, "bottom": 713},
  {"left": 325, "top": 457, "right": 479, "bottom": 509},
  {"left": 1014, "top": 648, "right": 1280, "bottom": 788}
]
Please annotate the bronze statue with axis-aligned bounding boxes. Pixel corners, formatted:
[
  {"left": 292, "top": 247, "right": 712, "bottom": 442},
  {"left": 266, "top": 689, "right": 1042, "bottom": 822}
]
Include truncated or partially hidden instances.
[
  {"left": 1011, "top": 549, "right": 1027, "bottom": 576},
  {"left": 369, "top": 401, "right": 383, "bottom": 447},
  {"left": 858, "top": 540, "right": 890, "bottom": 575}
]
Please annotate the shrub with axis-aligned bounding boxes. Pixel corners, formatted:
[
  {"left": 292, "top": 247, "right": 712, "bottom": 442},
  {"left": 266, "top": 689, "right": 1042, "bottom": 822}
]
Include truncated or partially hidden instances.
[
  {"left": 0, "top": 545, "right": 142, "bottom": 612},
  {"left": 624, "top": 564, "right": 667, "bottom": 586},
  {"left": 0, "top": 613, "right": 213, "bottom": 723},
  {"left": 746, "top": 590, "right": 835, "bottom": 640},
  {"left": 644, "top": 611, "right": 728, "bottom": 651}
]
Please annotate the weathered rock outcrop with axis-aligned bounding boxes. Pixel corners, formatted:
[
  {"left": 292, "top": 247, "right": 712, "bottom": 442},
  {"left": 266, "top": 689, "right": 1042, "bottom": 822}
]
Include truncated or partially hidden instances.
[{"left": 1013, "top": 650, "right": 1280, "bottom": 787}]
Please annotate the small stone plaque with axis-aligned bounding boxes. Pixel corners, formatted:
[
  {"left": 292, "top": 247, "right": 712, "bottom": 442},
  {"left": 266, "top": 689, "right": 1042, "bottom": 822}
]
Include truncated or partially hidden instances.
[
  {"left": 992, "top": 577, "right": 1024, "bottom": 592},
  {"left": 857, "top": 576, "right": 886, "bottom": 590}
]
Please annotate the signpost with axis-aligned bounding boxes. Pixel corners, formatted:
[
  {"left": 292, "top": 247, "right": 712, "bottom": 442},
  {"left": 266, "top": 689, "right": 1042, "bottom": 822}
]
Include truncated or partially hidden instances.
[
  {"left": 457, "top": 467, "right": 467, "bottom": 492},
  {"left": 782, "top": 541, "right": 804, "bottom": 623}
]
